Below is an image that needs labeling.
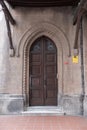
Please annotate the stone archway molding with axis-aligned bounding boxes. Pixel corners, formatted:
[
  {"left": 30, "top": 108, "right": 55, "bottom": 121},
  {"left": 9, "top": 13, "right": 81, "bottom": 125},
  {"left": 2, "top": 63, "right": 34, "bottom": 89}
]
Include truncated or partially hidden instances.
[
  {"left": 16, "top": 21, "right": 71, "bottom": 57},
  {"left": 16, "top": 21, "right": 71, "bottom": 107}
]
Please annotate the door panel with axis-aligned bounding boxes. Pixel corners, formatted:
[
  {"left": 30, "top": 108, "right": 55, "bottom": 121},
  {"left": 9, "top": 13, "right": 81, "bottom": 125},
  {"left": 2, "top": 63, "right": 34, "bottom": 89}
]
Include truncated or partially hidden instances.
[
  {"left": 31, "top": 77, "right": 41, "bottom": 87},
  {"left": 46, "top": 65, "right": 56, "bottom": 74},
  {"left": 31, "top": 65, "right": 41, "bottom": 75},
  {"left": 46, "top": 54, "right": 56, "bottom": 63},
  {"left": 31, "top": 54, "right": 41, "bottom": 62},
  {"left": 29, "top": 36, "right": 57, "bottom": 106}
]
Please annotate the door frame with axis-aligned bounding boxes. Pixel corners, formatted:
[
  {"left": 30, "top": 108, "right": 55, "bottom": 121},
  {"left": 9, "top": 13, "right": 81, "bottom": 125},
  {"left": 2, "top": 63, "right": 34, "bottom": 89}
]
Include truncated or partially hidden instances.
[
  {"left": 21, "top": 22, "right": 69, "bottom": 108},
  {"left": 29, "top": 36, "right": 58, "bottom": 106}
]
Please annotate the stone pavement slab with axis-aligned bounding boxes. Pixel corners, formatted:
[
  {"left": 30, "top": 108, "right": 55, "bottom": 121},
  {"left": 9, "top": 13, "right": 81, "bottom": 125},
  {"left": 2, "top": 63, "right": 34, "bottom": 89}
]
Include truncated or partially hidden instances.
[{"left": 0, "top": 115, "right": 87, "bottom": 130}]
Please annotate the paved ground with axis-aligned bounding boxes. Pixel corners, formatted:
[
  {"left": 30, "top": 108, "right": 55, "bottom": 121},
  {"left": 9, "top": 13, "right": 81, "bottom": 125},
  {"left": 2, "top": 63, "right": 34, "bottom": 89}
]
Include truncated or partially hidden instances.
[{"left": 0, "top": 115, "right": 87, "bottom": 130}]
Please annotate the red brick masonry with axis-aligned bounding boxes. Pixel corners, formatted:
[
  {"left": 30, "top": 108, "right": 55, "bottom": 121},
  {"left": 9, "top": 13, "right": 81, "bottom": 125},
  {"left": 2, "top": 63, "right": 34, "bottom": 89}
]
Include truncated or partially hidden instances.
[{"left": 0, "top": 115, "right": 87, "bottom": 130}]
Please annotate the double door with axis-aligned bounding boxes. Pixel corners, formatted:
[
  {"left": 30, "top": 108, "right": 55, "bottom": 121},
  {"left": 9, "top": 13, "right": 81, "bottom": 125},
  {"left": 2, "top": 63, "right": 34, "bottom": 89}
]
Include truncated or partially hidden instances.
[{"left": 29, "top": 36, "right": 58, "bottom": 106}]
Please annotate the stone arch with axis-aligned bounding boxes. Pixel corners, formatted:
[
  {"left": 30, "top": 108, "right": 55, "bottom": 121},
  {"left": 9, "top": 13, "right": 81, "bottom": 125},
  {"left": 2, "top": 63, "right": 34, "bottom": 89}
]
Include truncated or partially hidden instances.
[
  {"left": 18, "top": 22, "right": 71, "bottom": 106},
  {"left": 16, "top": 21, "right": 71, "bottom": 57}
]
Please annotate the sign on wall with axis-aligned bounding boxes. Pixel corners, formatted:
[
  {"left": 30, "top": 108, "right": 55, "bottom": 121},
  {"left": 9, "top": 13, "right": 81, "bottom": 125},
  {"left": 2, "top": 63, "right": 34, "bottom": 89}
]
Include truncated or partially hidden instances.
[{"left": 72, "top": 56, "right": 78, "bottom": 63}]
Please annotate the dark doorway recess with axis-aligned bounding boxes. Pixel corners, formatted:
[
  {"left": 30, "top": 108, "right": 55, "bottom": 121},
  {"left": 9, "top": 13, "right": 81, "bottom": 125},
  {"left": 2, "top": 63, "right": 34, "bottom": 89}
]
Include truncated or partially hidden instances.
[
  {"left": 29, "top": 36, "right": 58, "bottom": 106},
  {"left": 6, "top": 0, "right": 80, "bottom": 7}
]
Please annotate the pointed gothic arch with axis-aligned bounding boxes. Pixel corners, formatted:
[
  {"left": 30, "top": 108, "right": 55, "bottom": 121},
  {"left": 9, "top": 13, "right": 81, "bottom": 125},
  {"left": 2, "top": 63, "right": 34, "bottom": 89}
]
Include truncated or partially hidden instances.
[{"left": 16, "top": 22, "right": 71, "bottom": 107}]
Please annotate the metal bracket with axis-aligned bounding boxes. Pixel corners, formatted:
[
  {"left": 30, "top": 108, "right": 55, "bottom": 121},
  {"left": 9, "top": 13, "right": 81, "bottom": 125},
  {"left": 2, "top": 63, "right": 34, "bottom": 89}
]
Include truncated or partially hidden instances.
[
  {"left": 0, "top": 0, "right": 16, "bottom": 57},
  {"left": 0, "top": 0, "right": 15, "bottom": 25}
]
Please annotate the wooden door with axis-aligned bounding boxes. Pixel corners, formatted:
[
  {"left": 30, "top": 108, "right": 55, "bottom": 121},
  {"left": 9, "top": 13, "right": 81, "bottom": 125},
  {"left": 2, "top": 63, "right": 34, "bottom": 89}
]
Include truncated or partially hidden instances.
[{"left": 29, "top": 36, "right": 58, "bottom": 106}]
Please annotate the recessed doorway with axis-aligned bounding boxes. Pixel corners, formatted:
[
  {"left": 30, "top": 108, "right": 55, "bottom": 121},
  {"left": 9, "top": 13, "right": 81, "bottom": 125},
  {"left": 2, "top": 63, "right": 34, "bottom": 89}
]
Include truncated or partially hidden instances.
[{"left": 29, "top": 36, "right": 58, "bottom": 106}]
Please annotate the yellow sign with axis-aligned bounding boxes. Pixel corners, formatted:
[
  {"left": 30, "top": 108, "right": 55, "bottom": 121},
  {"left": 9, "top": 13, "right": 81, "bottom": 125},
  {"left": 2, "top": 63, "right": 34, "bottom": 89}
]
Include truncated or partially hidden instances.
[{"left": 72, "top": 56, "right": 78, "bottom": 63}]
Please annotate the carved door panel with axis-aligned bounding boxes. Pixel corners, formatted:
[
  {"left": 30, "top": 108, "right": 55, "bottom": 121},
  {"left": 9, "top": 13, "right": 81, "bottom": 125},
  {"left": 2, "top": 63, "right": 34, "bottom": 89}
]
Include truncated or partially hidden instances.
[
  {"left": 29, "top": 36, "right": 57, "bottom": 106},
  {"left": 44, "top": 38, "right": 57, "bottom": 105}
]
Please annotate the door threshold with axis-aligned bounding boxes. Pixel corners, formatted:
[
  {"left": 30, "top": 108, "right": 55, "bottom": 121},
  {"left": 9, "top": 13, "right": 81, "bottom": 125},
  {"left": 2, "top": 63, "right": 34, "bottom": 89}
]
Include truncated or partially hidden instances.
[
  {"left": 27, "top": 106, "right": 61, "bottom": 109},
  {"left": 21, "top": 106, "right": 65, "bottom": 115}
]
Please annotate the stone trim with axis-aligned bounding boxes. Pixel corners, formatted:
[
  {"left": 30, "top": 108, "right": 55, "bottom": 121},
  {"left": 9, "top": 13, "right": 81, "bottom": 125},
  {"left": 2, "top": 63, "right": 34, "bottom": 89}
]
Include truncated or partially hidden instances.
[
  {"left": 58, "top": 94, "right": 82, "bottom": 115},
  {"left": 17, "top": 21, "right": 71, "bottom": 57},
  {"left": 0, "top": 94, "right": 23, "bottom": 114},
  {"left": 17, "top": 21, "right": 71, "bottom": 107}
]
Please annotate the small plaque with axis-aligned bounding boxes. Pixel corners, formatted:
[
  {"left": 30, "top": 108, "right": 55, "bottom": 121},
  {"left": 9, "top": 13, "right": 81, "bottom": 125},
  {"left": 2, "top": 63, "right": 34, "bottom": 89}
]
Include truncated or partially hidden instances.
[{"left": 72, "top": 56, "right": 78, "bottom": 63}]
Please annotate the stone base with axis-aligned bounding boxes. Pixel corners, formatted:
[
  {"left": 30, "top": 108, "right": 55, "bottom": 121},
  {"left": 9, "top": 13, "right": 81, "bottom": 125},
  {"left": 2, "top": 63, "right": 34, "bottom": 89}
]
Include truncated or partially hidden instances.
[
  {"left": 84, "top": 96, "right": 87, "bottom": 116},
  {"left": 21, "top": 106, "right": 64, "bottom": 116},
  {"left": 58, "top": 95, "right": 82, "bottom": 116},
  {"left": 0, "top": 94, "right": 86, "bottom": 116},
  {"left": 0, "top": 94, "right": 24, "bottom": 114}
]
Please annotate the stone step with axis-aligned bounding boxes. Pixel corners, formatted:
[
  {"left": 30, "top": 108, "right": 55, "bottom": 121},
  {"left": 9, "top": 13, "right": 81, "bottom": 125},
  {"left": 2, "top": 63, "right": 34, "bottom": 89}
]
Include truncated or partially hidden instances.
[{"left": 21, "top": 106, "right": 65, "bottom": 115}]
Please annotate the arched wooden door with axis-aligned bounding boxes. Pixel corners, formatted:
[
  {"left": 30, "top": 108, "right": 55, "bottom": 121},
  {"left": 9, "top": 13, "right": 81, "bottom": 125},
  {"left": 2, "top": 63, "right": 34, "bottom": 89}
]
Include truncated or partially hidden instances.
[{"left": 29, "top": 36, "right": 58, "bottom": 106}]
